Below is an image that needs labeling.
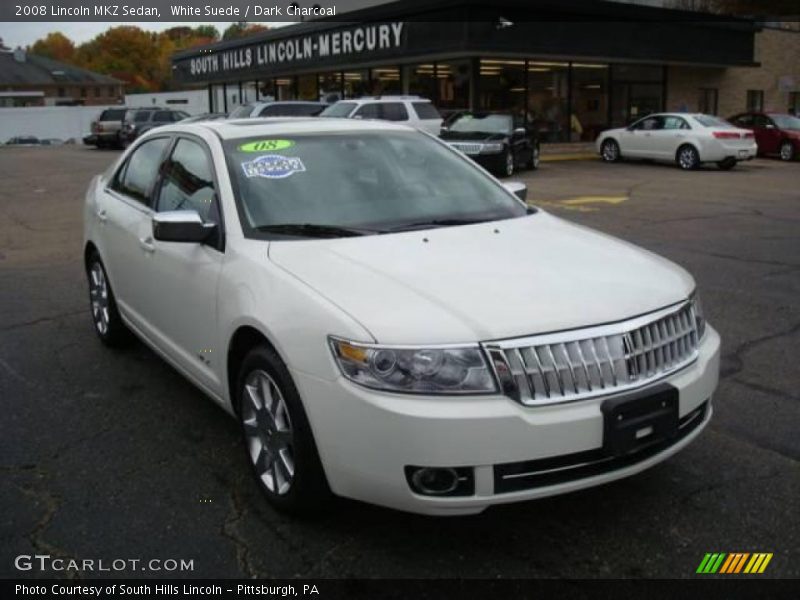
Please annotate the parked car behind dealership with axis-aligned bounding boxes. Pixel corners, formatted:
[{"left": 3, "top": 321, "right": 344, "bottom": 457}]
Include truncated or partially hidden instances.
[
  {"left": 228, "top": 101, "right": 328, "bottom": 118},
  {"left": 84, "top": 108, "right": 128, "bottom": 149},
  {"left": 83, "top": 117, "right": 718, "bottom": 516},
  {"left": 597, "top": 113, "right": 756, "bottom": 170},
  {"left": 320, "top": 96, "right": 443, "bottom": 135},
  {"left": 728, "top": 112, "right": 800, "bottom": 161},
  {"left": 119, "top": 108, "right": 191, "bottom": 147},
  {"left": 440, "top": 112, "right": 540, "bottom": 177}
]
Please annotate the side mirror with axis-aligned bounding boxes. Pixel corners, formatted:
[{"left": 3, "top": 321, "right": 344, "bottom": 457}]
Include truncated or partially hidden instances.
[
  {"left": 503, "top": 181, "right": 527, "bottom": 202},
  {"left": 513, "top": 127, "right": 527, "bottom": 136},
  {"left": 153, "top": 210, "right": 216, "bottom": 243},
  {"left": 765, "top": 123, "right": 776, "bottom": 129}
]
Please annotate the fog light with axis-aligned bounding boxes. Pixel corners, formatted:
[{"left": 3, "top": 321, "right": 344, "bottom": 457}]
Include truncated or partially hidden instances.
[{"left": 405, "top": 466, "right": 475, "bottom": 497}]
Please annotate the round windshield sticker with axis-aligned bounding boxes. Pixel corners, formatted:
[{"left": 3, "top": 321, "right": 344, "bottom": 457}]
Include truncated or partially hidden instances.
[
  {"left": 238, "top": 139, "right": 295, "bottom": 153},
  {"left": 241, "top": 155, "right": 306, "bottom": 179}
]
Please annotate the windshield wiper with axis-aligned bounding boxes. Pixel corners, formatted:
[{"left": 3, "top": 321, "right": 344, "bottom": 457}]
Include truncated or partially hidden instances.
[
  {"left": 254, "top": 223, "right": 379, "bottom": 238},
  {"left": 388, "top": 218, "right": 490, "bottom": 232}
]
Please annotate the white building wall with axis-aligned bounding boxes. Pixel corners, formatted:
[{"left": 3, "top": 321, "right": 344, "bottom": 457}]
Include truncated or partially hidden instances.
[
  {"left": 0, "top": 105, "right": 118, "bottom": 143},
  {"left": 124, "top": 90, "right": 208, "bottom": 115}
]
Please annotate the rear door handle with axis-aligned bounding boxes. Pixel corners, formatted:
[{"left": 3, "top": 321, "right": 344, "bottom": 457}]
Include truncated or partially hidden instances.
[
  {"left": 96, "top": 209, "right": 107, "bottom": 223},
  {"left": 139, "top": 236, "right": 155, "bottom": 253}
]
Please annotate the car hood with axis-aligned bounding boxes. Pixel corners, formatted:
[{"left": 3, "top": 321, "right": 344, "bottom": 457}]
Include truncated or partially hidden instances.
[
  {"left": 440, "top": 131, "right": 507, "bottom": 142},
  {"left": 268, "top": 213, "right": 695, "bottom": 344}
]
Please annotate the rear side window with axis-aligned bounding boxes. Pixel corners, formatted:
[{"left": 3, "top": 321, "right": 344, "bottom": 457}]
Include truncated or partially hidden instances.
[
  {"left": 99, "top": 109, "right": 126, "bottom": 121},
  {"left": 113, "top": 137, "right": 170, "bottom": 204},
  {"left": 380, "top": 103, "right": 409, "bottom": 121},
  {"left": 694, "top": 115, "right": 734, "bottom": 128},
  {"left": 156, "top": 138, "right": 219, "bottom": 225},
  {"left": 134, "top": 111, "right": 152, "bottom": 123},
  {"left": 412, "top": 102, "right": 440, "bottom": 119}
]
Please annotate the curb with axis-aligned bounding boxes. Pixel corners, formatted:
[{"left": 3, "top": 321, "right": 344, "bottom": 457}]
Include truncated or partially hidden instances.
[{"left": 541, "top": 153, "right": 599, "bottom": 162}]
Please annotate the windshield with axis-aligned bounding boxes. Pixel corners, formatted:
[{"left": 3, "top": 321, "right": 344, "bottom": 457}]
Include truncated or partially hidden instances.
[
  {"left": 771, "top": 114, "right": 800, "bottom": 130},
  {"left": 693, "top": 115, "right": 734, "bottom": 128},
  {"left": 229, "top": 104, "right": 254, "bottom": 118},
  {"left": 449, "top": 114, "right": 512, "bottom": 134},
  {"left": 319, "top": 102, "right": 357, "bottom": 118},
  {"left": 224, "top": 131, "right": 527, "bottom": 238}
]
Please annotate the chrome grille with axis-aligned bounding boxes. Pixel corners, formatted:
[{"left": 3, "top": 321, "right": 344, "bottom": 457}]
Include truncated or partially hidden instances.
[
  {"left": 485, "top": 303, "right": 699, "bottom": 406},
  {"left": 448, "top": 142, "right": 482, "bottom": 155}
]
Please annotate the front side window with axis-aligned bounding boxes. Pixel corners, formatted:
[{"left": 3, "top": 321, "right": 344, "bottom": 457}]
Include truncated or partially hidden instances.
[
  {"left": 353, "top": 104, "right": 382, "bottom": 120},
  {"left": 134, "top": 111, "right": 152, "bottom": 123},
  {"left": 156, "top": 138, "right": 219, "bottom": 225},
  {"left": 449, "top": 113, "right": 512, "bottom": 135},
  {"left": 319, "top": 102, "right": 357, "bottom": 118},
  {"left": 225, "top": 131, "right": 527, "bottom": 237},
  {"left": 632, "top": 116, "right": 663, "bottom": 131},
  {"left": 154, "top": 111, "right": 175, "bottom": 123},
  {"left": 113, "top": 138, "right": 170, "bottom": 204}
]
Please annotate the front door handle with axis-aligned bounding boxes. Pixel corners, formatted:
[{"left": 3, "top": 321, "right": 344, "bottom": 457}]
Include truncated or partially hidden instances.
[
  {"left": 96, "top": 209, "right": 107, "bottom": 223},
  {"left": 139, "top": 236, "right": 155, "bottom": 253}
]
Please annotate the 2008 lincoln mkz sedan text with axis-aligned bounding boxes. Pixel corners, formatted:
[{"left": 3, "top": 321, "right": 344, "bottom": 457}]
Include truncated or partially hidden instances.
[{"left": 83, "top": 118, "right": 720, "bottom": 516}]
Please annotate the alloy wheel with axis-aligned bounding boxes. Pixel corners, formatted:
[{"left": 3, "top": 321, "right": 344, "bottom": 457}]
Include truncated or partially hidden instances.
[
  {"left": 678, "top": 146, "right": 697, "bottom": 169},
  {"left": 241, "top": 369, "right": 295, "bottom": 495},
  {"left": 532, "top": 146, "right": 540, "bottom": 169},
  {"left": 505, "top": 151, "right": 514, "bottom": 176},
  {"left": 602, "top": 140, "right": 619, "bottom": 161},
  {"left": 780, "top": 141, "right": 794, "bottom": 161},
  {"left": 89, "top": 263, "right": 110, "bottom": 335}
]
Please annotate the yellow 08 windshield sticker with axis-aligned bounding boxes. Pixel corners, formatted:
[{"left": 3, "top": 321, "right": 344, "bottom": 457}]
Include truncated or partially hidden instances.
[{"left": 238, "top": 139, "right": 295, "bottom": 153}]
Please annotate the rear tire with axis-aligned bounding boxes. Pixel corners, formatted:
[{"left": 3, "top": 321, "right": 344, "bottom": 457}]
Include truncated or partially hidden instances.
[
  {"left": 676, "top": 144, "right": 700, "bottom": 170},
  {"left": 526, "top": 143, "right": 540, "bottom": 170},
  {"left": 779, "top": 140, "right": 795, "bottom": 161},
  {"left": 86, "top": 251, "right": 130, "bottom": 347},
  {"left": 717, "top": 158, "right": 737, "bottom": 170},
  {"left": 600, "top": 139, "right": 621, "bottom": 162},
  {"left": 237, "top": 344, "right": 332, "bottom": 516}
]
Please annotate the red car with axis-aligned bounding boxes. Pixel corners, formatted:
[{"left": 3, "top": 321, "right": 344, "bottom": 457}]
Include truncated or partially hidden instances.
[{"left": 728, "top": 112, "right": 800, "bottom": 161}]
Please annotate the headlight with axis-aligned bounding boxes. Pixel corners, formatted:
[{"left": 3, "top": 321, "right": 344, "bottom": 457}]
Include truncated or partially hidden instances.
[
  {"left": 329, "top": 337, "right": 498, "bottom": 394},
  {"left": 690, "top": 292, "right": 706, "bottom": 340},
  {"left": 480, "top": 143, "right": 504, "bottom": 154}
]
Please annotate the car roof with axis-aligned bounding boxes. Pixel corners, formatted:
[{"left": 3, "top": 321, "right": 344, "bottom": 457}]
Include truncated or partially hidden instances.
[
  {"left": 159, "top": 117, "right": 416, "bottom": 140},
  {"left": 251, "top": 100, "right": 326, "bottom": 106},
  {"left": 343, "top": 96, "right": 431, "bottom": 104}
]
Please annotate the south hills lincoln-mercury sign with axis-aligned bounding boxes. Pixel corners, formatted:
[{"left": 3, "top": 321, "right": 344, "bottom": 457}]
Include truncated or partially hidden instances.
[{"left": 182, "top": 22, "right": 406, "bottom": 82}]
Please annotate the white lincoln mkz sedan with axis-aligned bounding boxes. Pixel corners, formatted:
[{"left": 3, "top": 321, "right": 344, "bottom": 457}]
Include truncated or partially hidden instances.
[
  {"left": 597, "top": 113, "right": 757, "bottom": 170},
  {"left": 84, "top": 118, "right": 720, "bottom": 515}
]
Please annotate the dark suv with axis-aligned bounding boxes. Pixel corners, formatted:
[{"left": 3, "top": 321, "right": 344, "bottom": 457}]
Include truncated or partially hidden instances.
[
  {"left": 84, "top": 107, "right": 128, "bottom": 149},
  {"left": 119, "top": 108, "right": 191, "bottom": 147}
]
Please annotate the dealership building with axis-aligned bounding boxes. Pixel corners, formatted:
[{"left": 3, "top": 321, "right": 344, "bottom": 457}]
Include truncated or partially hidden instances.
[{"left": 171, "top": 0, "right": 800, "bottom": 142}]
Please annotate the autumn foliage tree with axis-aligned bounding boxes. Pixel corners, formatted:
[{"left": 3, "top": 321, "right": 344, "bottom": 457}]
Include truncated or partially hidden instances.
[
  {"left": 30, "top": 32, "right": 75, "bottom": 62},
  {"left": 27, "top": 25, "right": 225, "bottom": 92}
]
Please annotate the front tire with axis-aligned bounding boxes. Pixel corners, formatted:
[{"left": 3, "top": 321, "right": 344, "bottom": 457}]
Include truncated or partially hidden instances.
[
  {"left": 779, "top": 140, "right": 795, "bottom": 161},
  {"left": 86, "top": 252, "right": 130, "bottom": 346},
  {"left": 237, "top": 345, "right": 331, "bottom": 516},
  {"left": 676, "top": 144, "right": 700, "bottom": 170},
  {"left": 717, "top": 157, "right": 737, "bottom": 170},
  {"left": 600, "top": 139, "right": 621, "bottom": 162}
]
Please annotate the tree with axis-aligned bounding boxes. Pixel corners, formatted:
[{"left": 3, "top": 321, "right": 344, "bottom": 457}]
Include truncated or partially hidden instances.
[
  {"left": 74, "top": 26, "right": 163, "bottom": 92},
  {"left": 222, "top": 22, "right": 268, "bottom": 41},
  {"left": 30, "top": 32, "right": 75, "bottom": 62}
]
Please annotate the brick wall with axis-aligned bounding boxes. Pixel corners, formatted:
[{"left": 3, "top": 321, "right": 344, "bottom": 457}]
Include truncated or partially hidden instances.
[{"left": 667, "top": 27, "right": 800, "bottom": 118}]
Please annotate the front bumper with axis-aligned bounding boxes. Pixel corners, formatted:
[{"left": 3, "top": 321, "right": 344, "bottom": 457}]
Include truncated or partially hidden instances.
[{"left": 294, "top": 326, "right": 720, "bottom": 515}]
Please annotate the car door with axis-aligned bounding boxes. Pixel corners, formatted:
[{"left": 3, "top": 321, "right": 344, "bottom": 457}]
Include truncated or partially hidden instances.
[
  {"left": 619, "top": 116, "right": 661, "bottom": 158},
  {"left": 143, "top": 135, "right": 225, "bottom": 391},
  {"left": 753, "top": 114, "right": 780, "bottom": 154},
  {"left": 97, "top": 136, "right": 172, "bottom": 330},
  {"left": 510, "top": 117, "right": 532, "bottom": 166},
  {"left": 651, "top": 115, "right": 690, "bottom": 159}
]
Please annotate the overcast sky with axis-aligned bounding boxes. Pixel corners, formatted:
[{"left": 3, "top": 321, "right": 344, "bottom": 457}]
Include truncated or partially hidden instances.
[{"left": 0, "top": 22, "right": 290, "bottom": 49}]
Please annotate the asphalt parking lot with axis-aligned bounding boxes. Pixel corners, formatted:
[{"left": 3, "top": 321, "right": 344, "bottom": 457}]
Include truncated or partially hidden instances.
[{"left": 1, "top": 146, "right": 798, "bottom": 579}]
